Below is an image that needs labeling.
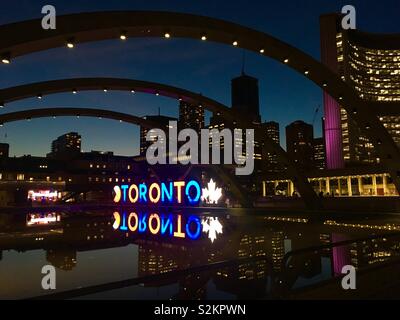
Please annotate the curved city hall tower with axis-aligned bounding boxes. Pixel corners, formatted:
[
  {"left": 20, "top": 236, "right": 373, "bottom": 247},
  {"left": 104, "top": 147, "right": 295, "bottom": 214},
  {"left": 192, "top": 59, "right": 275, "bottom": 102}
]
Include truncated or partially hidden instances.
[
  {"left": 320, "top": 14, "right": 345, "bottom": 169},
  {"left": 320, "top": 14, "right": 400, "bottom": 169}
]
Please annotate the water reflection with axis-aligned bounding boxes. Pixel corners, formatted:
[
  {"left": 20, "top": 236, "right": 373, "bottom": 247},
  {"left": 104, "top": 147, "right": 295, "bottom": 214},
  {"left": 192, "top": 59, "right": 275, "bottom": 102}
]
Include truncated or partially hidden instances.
[{"left": 1, "top": 209, "right": 400, "bottom": 299}]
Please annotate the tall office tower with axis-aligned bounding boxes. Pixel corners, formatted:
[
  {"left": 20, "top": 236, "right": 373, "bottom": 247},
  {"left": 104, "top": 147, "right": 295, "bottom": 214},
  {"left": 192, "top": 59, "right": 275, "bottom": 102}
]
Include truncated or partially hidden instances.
[
  {"left": 47, "top": 132, "right": 81, "bottom": 159},
  {"left": 208, "top": 72, "right": 263, "bottom": 168},
  {"left": 262, "top": 121, "right": 280, "bottom": 172},
  {"left": 231, "top": 72, "right": 261, "bottom": 123},
  {"left": 178, "top": 101, "right": 204, "bottom": 135},
  {"left": 313, "top": 137, "right": 326, "bottom": 170},
  {"left": 140, "top": 115, "right": 178, "bottom": 156},
  {"left": 286, "top": 121, "right": 314, "bottom": 170},
  {"left": 0, "top": 143, "right": 9, "bottom": 158},
  {"left": 320, "top": 13, "right": 400, "bottom": 167}
]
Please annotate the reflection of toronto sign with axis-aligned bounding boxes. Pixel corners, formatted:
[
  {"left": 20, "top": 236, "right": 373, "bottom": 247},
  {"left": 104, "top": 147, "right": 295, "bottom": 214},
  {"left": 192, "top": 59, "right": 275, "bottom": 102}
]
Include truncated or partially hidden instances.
[
  {"left": 113, "top": 179, "right": 222, "bottom": 205},
  {"left": 112, "top": 211, "right": 223, "bottom": 242}
]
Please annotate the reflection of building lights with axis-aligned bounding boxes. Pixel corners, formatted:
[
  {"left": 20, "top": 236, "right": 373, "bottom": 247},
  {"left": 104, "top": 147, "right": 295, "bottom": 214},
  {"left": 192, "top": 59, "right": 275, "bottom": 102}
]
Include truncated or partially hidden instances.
[
  {"left": 28, "top": 190, "right": 58, "bottom": 201},
  {"left": 201, "top": 179, "right": 222, "bottom": 204},
  {"left": 26, "top": 213, "right": 61, "bottom": 226},
  {"left": 324, "top": 220, "right": 400, "bottom": 231},
  {"left": 264, "top": 216, "right": 308, "bottom": 223},
  {"left": 202, "top": 217, "right": 223, "bottom": 243}
]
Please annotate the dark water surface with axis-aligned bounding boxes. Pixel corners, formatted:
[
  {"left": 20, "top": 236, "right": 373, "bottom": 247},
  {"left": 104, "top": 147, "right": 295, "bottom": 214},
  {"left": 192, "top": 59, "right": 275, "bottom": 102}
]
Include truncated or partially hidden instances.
[{"left": 1, "top": 208, "right": 400, "bottom": 299}]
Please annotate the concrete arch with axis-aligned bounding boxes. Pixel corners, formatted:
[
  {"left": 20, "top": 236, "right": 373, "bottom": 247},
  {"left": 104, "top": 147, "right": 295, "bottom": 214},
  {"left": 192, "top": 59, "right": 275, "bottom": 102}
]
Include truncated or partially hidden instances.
[
  {"left": 0, "top": 77, "right": 320, "bottom": 208},
  {"left": 0, "top": 11, "right": 399, "bottom": 202},
  {"left": 0, "top": 107, "right": 160, "bottom": 128},
  {"left": 0, "top": 77, "right": 229, "bottom": 117},
  {"left": 0, "top": 106, "right": 250, "bottom": 207}
]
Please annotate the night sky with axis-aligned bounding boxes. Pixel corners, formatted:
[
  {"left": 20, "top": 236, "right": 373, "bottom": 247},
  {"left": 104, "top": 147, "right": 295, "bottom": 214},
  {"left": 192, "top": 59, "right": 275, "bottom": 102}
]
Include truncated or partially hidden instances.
[{"left": 0, "top": 0, "right": 399, "bottom": 157}]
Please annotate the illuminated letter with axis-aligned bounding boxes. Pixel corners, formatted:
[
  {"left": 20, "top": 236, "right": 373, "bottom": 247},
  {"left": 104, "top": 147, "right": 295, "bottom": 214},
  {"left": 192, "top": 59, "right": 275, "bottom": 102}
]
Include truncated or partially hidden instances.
[
  {"left": 128, "top": 184, "right": 139, "bottom": 203},
  {"left": 128, "top": 212, "right": 138, "bottom": 232},
  {"left": 139, "top": 183, "right": 148, "bottom": 203},
  {"left": 161, "top": 182, "right": 173, "bottom": 203},
  {"left": 121, "top": 185, "right": 128, "bottom": 202},
  {"left": 161, "top": 214, "right": 173, "bottom": 236},
  {"left": 113, "top": 185, "right": 121, "bottom": 203},
  {"left": 119, "top": 212, "right": 128, "bottom": 231},
  {"left": 174, "top": 181, "right": 185, "bottom": 204},
  {"left": 173, "top": 214, "right": 186, "bottom": 238},
  {"left": 149, "top": 214, "right": 161, "bottom": 235},
  {"left": 149, "top": 183, "right": 161, "bottom": 203},
  {"left": 112, "top": 212, "right": 121, "bottom": 230},
  {"left": 138, "top": 213, "right": 147, "bottom": 233},
  {"left": 186, "top": 215, "right": 202, "bottom": 240},
  {"left": 185, "top": 180, "right": 201, "bottom": 204}
]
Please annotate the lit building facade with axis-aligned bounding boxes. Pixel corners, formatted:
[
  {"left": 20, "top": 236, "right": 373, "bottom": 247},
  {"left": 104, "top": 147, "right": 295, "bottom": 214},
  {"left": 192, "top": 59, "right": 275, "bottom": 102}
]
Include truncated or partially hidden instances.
[
  {"left": 313, "top": 137, "right": 326, "bottom": 170},
  {"left": 140, "top": 115, "right": 178, "bottom": 156},
  {"left": 320, "top": 14, "right": 400, "bottom": 167},
  {"left": 262, "top": 121, "right": 281, "bottom": 172},
  {"left": 178, "top": 101, "right": 204, "bottom": 135},
  {"left": 47, "top": 132, "right": 81, "bottom": 159}
]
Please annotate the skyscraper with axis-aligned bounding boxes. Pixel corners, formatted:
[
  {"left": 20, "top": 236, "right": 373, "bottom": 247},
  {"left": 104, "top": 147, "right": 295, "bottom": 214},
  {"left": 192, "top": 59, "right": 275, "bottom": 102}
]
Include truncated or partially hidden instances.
[
  {"left": 231, "top": 72, "right": 261, "bottom": 123},
  {"left": 313, "top": 137, "right": 326, "bottom": 170},
  {"left": 140, "top": 115, "right": 178, "bottom": 156},
  {"left": 320, "top": 13, "right": 400, "bottom": 167},
  {"left": 262, "top": 121, "right": 280, "bottom": 172},
  {"left": 47, "top": 132, "right": 81, "bottom": 159},
  {"left": 178, "top": 101, "right": 205, "bottom": 135},
  {"left": 286, "top": 121, "right": 314, "bottom": 169}
]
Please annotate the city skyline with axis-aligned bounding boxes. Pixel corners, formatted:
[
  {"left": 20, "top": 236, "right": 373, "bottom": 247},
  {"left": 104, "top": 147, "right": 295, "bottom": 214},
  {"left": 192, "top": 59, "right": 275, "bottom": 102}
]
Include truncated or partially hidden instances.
[{"left": 0, "top": 0, "right": 399, "bottom": 157}]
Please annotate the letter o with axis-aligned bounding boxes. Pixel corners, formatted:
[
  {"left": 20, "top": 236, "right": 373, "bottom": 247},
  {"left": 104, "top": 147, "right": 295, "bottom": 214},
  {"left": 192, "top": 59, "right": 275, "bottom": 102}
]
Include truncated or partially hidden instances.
[
  {"left": 148, "top": 213, "right": 161, "bottom": 235},
  {"left": 186, "top": 215, "right": 202, "bottom": 240},
  {"left": 128, "top": 212, "right": 138, "bottom": 232},
  {"left": 149, "top": 183, "right": 161, "bottom": 203},
  {"left": 128, "top": 184, "right": 139, "bottom": 203},
  {"left": 185, "top": 180, "right": 201, "bottom": 203}
]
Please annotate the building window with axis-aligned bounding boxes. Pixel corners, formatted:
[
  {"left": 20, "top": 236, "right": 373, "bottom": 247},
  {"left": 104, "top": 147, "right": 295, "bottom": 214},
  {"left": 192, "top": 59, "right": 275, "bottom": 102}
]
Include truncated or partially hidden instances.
[{"left": 17, "top": 174, "right": 24, "bottom": 181}]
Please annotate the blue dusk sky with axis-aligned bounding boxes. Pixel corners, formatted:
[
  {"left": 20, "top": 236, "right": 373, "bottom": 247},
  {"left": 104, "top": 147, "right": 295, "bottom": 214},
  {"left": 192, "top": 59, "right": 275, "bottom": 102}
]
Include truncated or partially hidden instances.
[{"left": 0, "top": 0, "right": 399, "bottom": 156}]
